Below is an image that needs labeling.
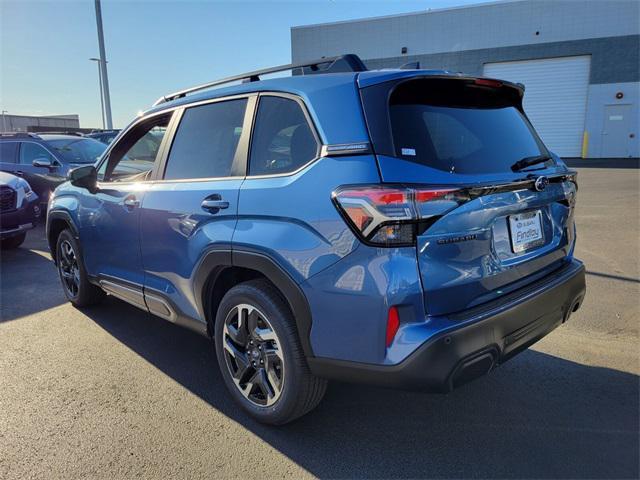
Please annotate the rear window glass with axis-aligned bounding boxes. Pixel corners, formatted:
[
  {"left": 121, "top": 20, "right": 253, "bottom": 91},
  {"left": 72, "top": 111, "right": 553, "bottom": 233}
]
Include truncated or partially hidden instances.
[{"left": 388, "top": 79, "right": 551, "bottom": 174}]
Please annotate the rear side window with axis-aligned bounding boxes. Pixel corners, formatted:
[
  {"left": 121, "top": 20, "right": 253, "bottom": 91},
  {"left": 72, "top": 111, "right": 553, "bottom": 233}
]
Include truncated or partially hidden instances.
[
  {"left": 19, "top": 142, "right": 56, "bottom": 165},
  {"left": 0, "top": 142, "right": 18, "bottom": 163},
  {"left": 249, "top": 96, "right": 318, "bottom": 176},
  {"left": 365, "top": 78, "right": 551, "bottom": 174},
  {"left": 164, "top": 98, "right": 247, "bottom": 180}
]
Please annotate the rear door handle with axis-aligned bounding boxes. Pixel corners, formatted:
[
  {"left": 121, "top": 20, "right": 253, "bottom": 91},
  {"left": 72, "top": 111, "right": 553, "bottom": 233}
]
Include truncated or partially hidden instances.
[{"left": 201, "top": 195, "right": 229, "bottom": 213}]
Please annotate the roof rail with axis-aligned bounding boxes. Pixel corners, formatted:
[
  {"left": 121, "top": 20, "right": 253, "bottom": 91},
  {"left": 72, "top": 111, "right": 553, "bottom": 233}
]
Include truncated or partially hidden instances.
[
  {"left": 35, "top": 131, "right": 84, "bottom": 136},
  {"left": 152, "top": 54, "right": 367, "bottom": 107},
  {"left": 0, "top": 132, "right": 40, "bottom": 139}
]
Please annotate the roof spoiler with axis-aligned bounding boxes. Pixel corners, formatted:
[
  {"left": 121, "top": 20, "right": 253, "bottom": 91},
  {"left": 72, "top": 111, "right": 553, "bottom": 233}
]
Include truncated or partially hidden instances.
[{"left": 152, "top": 53, "right": 368, "bottom": 107}]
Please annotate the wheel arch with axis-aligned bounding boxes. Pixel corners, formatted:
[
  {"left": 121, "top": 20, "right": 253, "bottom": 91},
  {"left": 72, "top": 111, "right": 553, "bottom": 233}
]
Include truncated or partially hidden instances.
[
  {"left": 47, "top": 210, "right": 79, "bottom": 264},
  {"left": 196, "top": 249, "right": 315, "bottom": 358}
]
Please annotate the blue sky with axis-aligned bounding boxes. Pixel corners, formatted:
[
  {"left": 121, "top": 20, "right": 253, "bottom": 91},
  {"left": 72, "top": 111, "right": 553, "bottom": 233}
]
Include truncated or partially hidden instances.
[{"left": 1, "top": 0, "right": 484, "bottom": 128}]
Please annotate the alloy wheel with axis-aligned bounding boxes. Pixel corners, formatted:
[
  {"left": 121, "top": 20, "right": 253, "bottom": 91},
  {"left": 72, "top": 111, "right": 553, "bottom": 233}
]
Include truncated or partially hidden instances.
[
  {"left": 222, "top": 303, "right": 285, "bottom": 407},
  {"left": 59, "top": 239, "right": 80, "bottom": 298}
]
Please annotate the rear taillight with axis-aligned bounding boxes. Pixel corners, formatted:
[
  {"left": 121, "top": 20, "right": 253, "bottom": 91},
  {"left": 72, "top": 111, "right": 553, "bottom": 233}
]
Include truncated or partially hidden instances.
[{"left": 333, "top": 185, "right": 469, "bottom": 246}]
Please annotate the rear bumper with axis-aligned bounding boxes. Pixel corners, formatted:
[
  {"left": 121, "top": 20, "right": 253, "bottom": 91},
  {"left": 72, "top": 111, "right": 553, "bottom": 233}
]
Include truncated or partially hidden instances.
[{"left": 308, "top": 259, "right": 586, "bottom": 392}]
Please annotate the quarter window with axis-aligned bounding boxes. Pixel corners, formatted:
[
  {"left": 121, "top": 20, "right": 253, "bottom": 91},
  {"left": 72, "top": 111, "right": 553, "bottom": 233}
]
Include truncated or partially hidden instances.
[
  {"left": 19, "top": 143, "right": 55, "bottom": 165},
  {"left": 164, "top": 98, "right": 247, "bottom": 180},
  {"left": 249, "top": 96, "right": 318, "bottom": 176}
]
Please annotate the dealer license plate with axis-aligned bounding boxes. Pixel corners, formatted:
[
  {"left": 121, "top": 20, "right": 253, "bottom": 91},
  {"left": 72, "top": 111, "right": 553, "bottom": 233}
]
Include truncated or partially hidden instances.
[{"left": 508, "top": 210, "right": 544, "bottom": 253}]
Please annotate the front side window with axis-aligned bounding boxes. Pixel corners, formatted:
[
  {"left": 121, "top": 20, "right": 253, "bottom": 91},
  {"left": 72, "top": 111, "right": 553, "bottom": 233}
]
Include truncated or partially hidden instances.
[
  {"left": 164, "top": 98, "right": 247, "bottom": 180},
  {"left": 100, "top": 115, "right": 170, "bottom": 182},
  {"left": 249, "top": 96, "right": 318, "bottom": 176},
  {"left": 19, "top": 142, "right": 55, "bottom": 165}
]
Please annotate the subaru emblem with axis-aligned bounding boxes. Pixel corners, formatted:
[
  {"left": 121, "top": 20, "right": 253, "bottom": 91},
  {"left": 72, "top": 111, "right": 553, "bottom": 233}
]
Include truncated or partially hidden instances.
[{"left": 534, "top": 176, "right": 549, "bottom": 192}]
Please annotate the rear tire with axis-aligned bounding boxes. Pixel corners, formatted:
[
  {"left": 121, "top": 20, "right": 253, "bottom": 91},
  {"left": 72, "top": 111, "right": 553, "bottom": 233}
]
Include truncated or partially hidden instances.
[
  {"left": 214, "top": 279, "right": 327, "bottom": 425},
  {"left": 1, "top": 233, "right": 26, "bottom": 249},
  {"left": 56, "top": 229, "right": 105, "bottom": 307}
]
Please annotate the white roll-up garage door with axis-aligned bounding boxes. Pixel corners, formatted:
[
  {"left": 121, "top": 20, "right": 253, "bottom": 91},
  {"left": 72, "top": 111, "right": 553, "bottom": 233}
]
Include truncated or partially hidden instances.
[{"left": 484, "top": 55, "right": 590, "bottom": 158}]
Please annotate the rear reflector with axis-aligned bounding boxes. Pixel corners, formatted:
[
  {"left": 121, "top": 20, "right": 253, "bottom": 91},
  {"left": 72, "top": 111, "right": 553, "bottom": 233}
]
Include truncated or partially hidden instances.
[{"left": 386, "top": 306, "right": 400, "bottom": 348}]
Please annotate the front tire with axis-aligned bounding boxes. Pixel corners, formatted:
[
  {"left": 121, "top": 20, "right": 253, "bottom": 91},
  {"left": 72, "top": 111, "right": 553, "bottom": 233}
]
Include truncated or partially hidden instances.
[
  {"left": 214, "top": 279, "right": 327, "bottom": 425},
  {"left": 56, "top": 229, "right": 104, "bottom": 307}
]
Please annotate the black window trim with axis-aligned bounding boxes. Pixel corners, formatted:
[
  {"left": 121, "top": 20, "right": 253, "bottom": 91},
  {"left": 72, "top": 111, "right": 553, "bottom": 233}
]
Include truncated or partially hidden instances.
[{"left": 246, "top": 92, "right": 323, "bottom": 179}]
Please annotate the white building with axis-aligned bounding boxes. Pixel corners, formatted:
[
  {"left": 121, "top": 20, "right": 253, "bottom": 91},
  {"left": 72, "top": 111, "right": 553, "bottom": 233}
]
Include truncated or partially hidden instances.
[
  {"left": 292, "top": 0, "right": 639, "bottom": 158},
  {"left": 1, "top": 114, "right": 80, "bottom": 133}
]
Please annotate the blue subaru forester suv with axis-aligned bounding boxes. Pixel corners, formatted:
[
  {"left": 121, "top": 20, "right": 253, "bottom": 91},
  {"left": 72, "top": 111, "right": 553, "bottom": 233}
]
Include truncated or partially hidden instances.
[{"left": 47, "top": 55, "right": 586, "bottom": 424}]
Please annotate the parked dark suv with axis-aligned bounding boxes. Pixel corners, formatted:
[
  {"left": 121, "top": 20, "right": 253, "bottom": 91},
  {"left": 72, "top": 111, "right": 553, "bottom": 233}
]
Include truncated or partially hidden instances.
[
  {"left": 0, "top": 133, "right": 106, "bottom": 207},
  {"left": 47, "top": 55, "right": 586, "bottom": 425},
  {"left": 0, "top": 171, "right": 40, "bottom": 248}
]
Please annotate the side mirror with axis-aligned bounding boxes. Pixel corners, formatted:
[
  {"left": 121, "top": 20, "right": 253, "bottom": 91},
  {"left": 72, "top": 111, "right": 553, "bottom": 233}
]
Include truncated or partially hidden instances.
[
  {"left": 68, "top": 165, "right": 98, "bottom": 192},
  {"left": 32, "top": 157, "right": 53, "bottom": 168}
]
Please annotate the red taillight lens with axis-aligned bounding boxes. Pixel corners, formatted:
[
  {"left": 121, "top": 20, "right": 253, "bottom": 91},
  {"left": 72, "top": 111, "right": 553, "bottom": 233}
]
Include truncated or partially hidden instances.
[
  {"left": 333, "top": 185, "right": 468, "bottom": 246},
  {"left": 474, "top": 78, "right": 503, "bottom": 88},
  {"left": 386, "top": 306, "right": 400, "bottom": 348},
  {"left": 414, "top": 188, "right": 458, "bottom": 202}
]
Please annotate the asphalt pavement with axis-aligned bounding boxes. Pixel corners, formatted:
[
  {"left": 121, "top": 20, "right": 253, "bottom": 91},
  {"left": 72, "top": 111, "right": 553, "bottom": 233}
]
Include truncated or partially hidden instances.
[{"left": 1, "top": 167, "right": 638, "bottom": 479}]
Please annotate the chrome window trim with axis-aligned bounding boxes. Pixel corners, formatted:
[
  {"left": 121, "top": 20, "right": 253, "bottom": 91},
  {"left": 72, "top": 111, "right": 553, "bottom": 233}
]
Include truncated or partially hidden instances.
[
  {"left": 99, "top": 93, "right": 259, "bottom": 185},
  {"left": 244, "top": 92, "right": 325, "bottom": 180},
  {"left": 94, "top": 89, "right": 358, "bottom": 185}
]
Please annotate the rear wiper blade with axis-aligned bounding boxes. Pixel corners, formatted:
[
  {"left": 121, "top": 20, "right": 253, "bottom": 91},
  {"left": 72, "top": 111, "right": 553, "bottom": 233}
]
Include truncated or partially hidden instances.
[{"left": 510, "top": 154, "right": 551, "bottom": 172}]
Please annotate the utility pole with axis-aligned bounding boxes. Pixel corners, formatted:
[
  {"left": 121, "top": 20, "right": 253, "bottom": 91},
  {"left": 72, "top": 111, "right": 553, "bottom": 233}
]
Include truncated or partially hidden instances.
[
  {"left": 94, "top": 0, "right": 113, "bottom": 129},
  {"left": 89, "top": 58, "right": 106, "bottom": 129}
]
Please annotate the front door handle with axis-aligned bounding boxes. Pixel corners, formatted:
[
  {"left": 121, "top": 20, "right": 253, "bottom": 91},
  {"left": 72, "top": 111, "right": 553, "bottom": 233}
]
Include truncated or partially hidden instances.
[
  {"left": 124, "top": 196, "right": 140, "bottom": 209},
  {"left": 15, "top": 171, "right": 24, "bottom": 176},
  {"left": 201, "top": 195, "right": 229, "bottom": 213}
]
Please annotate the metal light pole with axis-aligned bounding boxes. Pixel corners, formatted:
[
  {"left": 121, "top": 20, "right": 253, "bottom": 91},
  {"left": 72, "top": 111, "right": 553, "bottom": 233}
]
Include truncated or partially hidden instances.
[
  {"left": 89, "top": 58, "right": 106, "bottom": 129},
  {"left": 1, "top": 111, "right": 7, "bottom": 132},
  {"left": 94, "top": 0, "right": 113, "bottom": 129}
]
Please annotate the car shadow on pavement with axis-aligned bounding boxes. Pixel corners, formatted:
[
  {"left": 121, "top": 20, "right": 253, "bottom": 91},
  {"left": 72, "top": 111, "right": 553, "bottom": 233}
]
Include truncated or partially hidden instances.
[
  {"left": 87, "top": 296, "right": 640, "bottom": 479},
  {"left": 0, "top": 228, "right": 67, "bottom": 322}
]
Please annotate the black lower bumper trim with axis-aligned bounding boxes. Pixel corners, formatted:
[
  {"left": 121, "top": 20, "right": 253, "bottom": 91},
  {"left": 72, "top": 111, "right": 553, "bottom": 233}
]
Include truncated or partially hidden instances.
[{"left": 308, "top": 259, "right": 586, "bottom": 392}]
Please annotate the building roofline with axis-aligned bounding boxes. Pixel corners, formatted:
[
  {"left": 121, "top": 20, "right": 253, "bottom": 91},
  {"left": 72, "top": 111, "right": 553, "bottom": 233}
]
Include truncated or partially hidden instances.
[
  {"left": 291, "top": 0, "right": 525, "bottom": 30},
  {"left": 2, "top": 113, "right": 79, "bottom": 120}
]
